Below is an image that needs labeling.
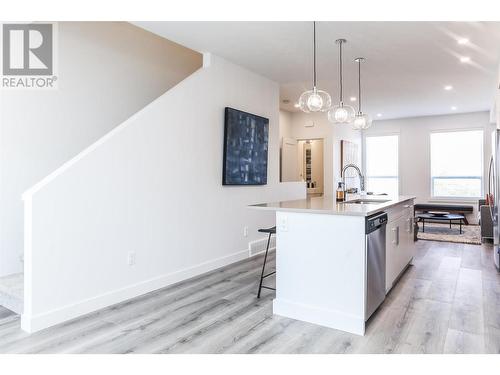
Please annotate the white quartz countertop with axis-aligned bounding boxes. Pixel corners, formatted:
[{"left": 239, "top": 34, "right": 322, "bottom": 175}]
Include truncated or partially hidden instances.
[{"left": 249, "top": 195, "right": 416, "bottom": 217}]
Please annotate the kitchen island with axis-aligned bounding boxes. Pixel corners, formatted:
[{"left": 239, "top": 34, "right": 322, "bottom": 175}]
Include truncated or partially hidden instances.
[{"left": 249, "top": 195, "right": 416, "bottom": 335}]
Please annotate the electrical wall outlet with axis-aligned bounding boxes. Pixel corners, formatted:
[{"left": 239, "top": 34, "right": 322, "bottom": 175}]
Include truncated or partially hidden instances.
[
  {"left": 243, "top": 226, "right": 249, "bottom": 237},
  {"left": 278, "top": 215, "right": 288, "bottom": 232},
  {"left": 127, "top": 251, "right": 136, "bottom": 266}
]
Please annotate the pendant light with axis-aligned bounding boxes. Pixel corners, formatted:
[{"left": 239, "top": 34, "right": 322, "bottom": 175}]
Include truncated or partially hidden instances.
[
  {"left": 352, "top": 57, "right": 372, "bottom": 130},
  {"left": 327, "top": 39, "right": 355, "bottom": 124},
  {"left": 298, "top": 21, "right": 331, "bottom": 113}
]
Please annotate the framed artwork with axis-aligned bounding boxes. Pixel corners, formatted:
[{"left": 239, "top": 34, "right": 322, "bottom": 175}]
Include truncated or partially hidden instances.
[
  {"left": 341, "top": 140, "right": 360, "bottom": 178},
  {"left": 222, "top": 107, "right": 269, "bottom": 185}
]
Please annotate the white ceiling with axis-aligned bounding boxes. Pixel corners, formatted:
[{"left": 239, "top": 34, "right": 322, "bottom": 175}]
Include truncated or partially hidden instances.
[{"left": 134, "top": 21, "right": 500, "bottom": 120}]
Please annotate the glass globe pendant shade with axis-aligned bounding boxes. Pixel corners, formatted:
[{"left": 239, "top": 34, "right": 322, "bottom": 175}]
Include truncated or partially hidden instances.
[
  {"left": 298, "top": 22, "right": 332, "bottom": 113},
  {"left": 298, "top": 87, "right": 332, "bottom": 113},
  {"left": 327, "top": 102, "right": 355, "bottom": 123},
  {"left": 352, "top": 112, "right": 372, "bottom": 130}
]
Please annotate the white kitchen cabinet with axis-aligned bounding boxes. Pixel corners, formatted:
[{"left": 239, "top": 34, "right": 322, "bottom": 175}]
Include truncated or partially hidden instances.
[
  {"left": 385, "top": 200, "right": 415, "bottom": 292},
  {"left": 385, "top": 219, "right": 400, "bottom": 291},
  {"left": 403, "top": 203, "right": 415, "bottom": 264}
]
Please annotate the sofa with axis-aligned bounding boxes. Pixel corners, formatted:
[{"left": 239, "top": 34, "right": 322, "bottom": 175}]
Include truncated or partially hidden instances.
[{"left": 479, "top": 199, "right": 493, "bottom": 242}]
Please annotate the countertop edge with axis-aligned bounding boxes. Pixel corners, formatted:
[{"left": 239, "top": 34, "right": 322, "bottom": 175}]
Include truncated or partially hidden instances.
[{"left": 248, "top": 196, "right": 416, "bottom": 217}]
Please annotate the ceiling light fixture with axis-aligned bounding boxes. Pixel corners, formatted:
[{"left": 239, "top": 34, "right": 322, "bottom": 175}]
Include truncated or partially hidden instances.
[
  {"left": 328, "top": 39, "right": 355, "bottom": 124},
  {"left": 457, "top": 38, "right": 469, "bottom": 45},
  {"left": 352, "top": 57, "right": 372, "bottom": 130},
  {"left": 376, "top": 113, "right": 382, "bottom": 117},
  {"left": 350, "top": 97, "right": 357, "bottom": 101},
  {"left": 444, "top": 85, "right": 453, "bottom": 91},
  {"left": 298, "top": 21, "right": 331, "bottom": 113},
  {"left": 460, "top": 56, "right": 471, "bottom": 63},
  {"left": 451, "top": 106, "right": 457, "bottom": 110}
]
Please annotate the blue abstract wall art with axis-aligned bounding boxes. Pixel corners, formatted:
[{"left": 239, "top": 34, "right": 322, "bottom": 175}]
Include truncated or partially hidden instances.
[{"left": 222, "top": 107, "right": 269, "bottom": 185}]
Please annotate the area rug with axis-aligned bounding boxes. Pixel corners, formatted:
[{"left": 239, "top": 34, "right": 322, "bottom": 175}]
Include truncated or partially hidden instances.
[{"left": 416, "top": 222, "right": 481, "bottom": 245}]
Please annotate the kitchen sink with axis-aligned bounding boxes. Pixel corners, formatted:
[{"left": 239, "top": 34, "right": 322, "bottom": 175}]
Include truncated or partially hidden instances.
[{"left": 344, "top": 199, "right": 391, "bottom": 205}]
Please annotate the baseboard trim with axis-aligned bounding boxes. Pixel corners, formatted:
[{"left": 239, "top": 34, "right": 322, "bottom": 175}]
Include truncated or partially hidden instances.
[
  {"left": 249, "top": 246, "right": 276, "bottom": 258},
  {"left": 21, "top": 248, "right": 250, "bottom": 333},
  {"left": 272, "top": 298, "right": 365, "bottom": 336},
  {"left": 0, "top": 291, "right": 23, "bottom": 315}
]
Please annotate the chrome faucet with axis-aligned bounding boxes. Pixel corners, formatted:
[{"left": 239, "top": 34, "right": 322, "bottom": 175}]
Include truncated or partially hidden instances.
[{"left": 341, "top": 164, "right": 365, "bottom": 192}]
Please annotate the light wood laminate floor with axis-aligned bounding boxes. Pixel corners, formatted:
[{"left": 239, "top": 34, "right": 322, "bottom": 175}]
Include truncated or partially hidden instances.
[{"left": 0, "top": 240, "right": 499, "bottom": 354}]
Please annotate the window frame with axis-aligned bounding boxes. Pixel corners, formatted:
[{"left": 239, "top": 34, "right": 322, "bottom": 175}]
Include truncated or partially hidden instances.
[
  {"left": 429, "top": 128, "right": 484, "bottom": 200},
  {"left": 363, "top": 133, "right": 400, "bottom": 196}
]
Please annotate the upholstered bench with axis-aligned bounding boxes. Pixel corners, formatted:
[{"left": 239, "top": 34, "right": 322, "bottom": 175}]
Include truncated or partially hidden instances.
[{"left": 414, "top": 203, "right": 473, "bottom": 225}]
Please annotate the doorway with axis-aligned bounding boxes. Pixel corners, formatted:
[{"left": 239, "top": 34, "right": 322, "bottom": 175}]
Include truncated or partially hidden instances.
[{"left": 281, "top": 138, "right": 324, "bottom": 197}]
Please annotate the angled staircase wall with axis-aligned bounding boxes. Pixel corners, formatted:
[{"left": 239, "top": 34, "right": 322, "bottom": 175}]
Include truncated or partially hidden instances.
[{"left": 0, "top": 21, "right": 202, "bottom": 278}]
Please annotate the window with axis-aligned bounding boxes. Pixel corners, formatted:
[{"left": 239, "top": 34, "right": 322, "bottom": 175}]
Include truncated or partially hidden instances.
[
  {"left": 430, "top": 130, "right": 483, "bottom": 198},
  {"left": 365, "top": 135, "right": 399, "bottom": 196}
]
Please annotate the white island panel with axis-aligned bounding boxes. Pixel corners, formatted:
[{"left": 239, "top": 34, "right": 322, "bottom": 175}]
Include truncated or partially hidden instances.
[{"left": 273, "top": 211, "right": 367, "bottom": 335}]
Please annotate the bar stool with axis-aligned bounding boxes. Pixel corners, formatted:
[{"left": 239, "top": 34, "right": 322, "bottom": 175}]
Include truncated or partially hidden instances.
[{"left": 257, "top": 226, "right": 276, "bottom": 298}]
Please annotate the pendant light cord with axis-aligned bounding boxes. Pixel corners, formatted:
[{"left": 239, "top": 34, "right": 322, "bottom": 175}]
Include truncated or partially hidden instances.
[
  {"left": 357, "top": 59, "right": 362, "bottom": 114},
  {"left": 339, "top": 41, "right": 343, "bottom": 103},
  {"left": 313, "top": 21, "right": 317, "bottom": 88}
]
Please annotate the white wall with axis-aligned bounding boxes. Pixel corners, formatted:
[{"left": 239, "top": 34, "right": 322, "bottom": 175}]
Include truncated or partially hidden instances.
[
  {"left": 22, "top": 54, "right": 305, "bottom": 332},
  {"left": 279, "top": 110, "right": 293, "bottom": 141},
  {"left": 280, "top": 110, "right": 362, "bottom": 196},
  {"left": 0, "top": 22, "right": 203, "bottom": 276},
  {"left": 279, "top": 110, "right": 294, "bottom": 182},
  {"left": 363, "top": 111, "right": 494, "bottom": 223}
]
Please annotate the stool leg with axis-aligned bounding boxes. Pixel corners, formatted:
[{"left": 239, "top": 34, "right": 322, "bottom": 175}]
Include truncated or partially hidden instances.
[{"left": 257, "top": 233, "right": 272, "bottom": 298}]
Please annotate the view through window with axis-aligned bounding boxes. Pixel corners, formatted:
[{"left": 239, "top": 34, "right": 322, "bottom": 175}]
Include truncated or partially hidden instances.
[
  {"left": 430, "top": 130, "right": 483, "bottom": 198},
  {"left": 365, "top": 135, "right": 399, "bottom": 196}
]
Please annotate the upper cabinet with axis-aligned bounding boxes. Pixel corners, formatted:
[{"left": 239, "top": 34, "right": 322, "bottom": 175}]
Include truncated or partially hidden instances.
[
  {"left": 496, "top": 65, "right": 500, "bottom": 128},
  {"left": 497, "top": 63, "right": 500, "bottom": 126},
  {"left": 493, "top": 63, "right": 500, "bottom": 126}
]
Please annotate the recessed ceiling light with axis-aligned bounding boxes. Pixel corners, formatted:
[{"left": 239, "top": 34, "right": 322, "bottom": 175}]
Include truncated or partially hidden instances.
[
  {"left": 294, "top": 103, "right": 300, "bottom": 108},
  {"left": 451, "top": 106, "right": 457, "bottom": 110},
  {"left": 457, "top": 38, "right": 469, "bottom": 45},
  {"left": 350, "top": 96, "right": 357, "bottom": 102},
  {"left": 376, "top": 113, "right": 382, "bottom": 117},
  {"left": 459, "top": 56, "right": 471, "bottom": 63},
  {"left": 444, "top": 85, "right": 453, "bottom": 91}
]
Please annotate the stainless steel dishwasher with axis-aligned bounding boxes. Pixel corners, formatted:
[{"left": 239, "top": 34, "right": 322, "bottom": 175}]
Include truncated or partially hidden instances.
[{"left": 365, "top": 211, "right": 388, "bottom": 320}]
